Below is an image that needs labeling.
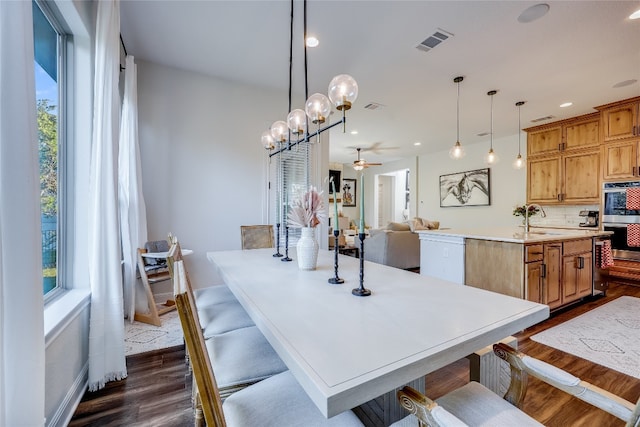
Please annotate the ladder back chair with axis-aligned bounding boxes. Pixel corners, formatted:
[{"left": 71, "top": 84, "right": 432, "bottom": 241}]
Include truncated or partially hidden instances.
[
  {"left": 133, "top": 239, "right": 176, "bottom": 326},
  {"left": 391, "top": 342, "right": 640, "bottom": 427}
]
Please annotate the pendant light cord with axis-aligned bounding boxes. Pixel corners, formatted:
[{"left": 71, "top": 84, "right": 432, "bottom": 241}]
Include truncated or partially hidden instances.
[
  {"left": 288, "top": 0, "right": 293, "bottom": 116},
  {"left": 456, "top": 80, "right": 460, "bottom": 142},
  {"left": 490, "top": 93, "right": 494, "bottom": 150},
  {"left": 517, "top": 103, "right": 521, "bottom": 155}
]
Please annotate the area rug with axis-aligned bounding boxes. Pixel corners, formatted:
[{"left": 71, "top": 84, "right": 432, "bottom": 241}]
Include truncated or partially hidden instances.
[
  {"left": 530, "top": 296, "right": 640, "bottom": 379},
  {"left": 124, "top": 310, "right": 183, "bottom": 356}
]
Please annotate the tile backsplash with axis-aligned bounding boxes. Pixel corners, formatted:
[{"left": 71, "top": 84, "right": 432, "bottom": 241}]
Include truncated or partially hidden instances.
[{"left": 527, "top": 205, "right": 599, "bottom": 228}]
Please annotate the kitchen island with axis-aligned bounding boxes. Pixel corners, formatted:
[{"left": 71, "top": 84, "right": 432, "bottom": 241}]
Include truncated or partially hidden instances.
[{"left": 418, "top": 227, "right": 611, "bottom": 310}]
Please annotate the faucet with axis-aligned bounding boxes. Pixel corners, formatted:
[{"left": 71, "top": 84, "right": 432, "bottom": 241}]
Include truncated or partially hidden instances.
[{"left": 524, "top": 204, "right": 546, "bottom": 233}]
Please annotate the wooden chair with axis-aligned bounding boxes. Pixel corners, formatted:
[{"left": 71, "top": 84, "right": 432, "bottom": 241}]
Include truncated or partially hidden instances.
[
  {"left": 166, "top": 239, "right": 287, "bottom": 398},
  {"left": 171, "top": 256, "right": 364, "bottom": 427},
  {"left": 133, "top": 240, "right": 176, "bottom": 326},
  {"left": 240, "top": 225, "right": 274, "bottom": 250},
  {"left": 390, "top": 342, "right": 640, "bottom": 427}
]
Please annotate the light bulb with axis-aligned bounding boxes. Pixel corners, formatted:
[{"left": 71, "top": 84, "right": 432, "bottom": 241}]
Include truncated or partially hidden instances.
[
  {"left": 261, "top": 130, "right": 275, "bottom": 150},
  {"left": 305, "top": 93, "right": 331, "bottom": 124},
  {"left": 328, "top": 74, "right": 358, "bottom": 111},
  {"left": 513, "top": 154, "right": 524, "bottom": 170},
  {"left": 287, "top": 109, "right": 307, "bottom": 135},
  {"left": 449, "top": 141, "right": 466, "bottom": 159},
  {"left": 485, "top": 148, "right": 499, "bottom": 165},
  {"left": 353, "top": 164, "right": 364, "bottom": 171},
  {"left": 270, "top": 120, "right": 288, "bottom": 143}
]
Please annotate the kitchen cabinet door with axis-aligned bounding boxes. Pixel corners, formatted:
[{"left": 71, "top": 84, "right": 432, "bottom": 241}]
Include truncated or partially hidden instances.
[
  {"left": 528, "top": 156, "right": 561, "bottom": 204},
  {"left": 527, "top": 127, "right": 562, "bottom": 157},
  {"left": 562, "top": 150, "right": 600, "bottom": 203},
  {"left": 526, "top": 260, "right": 543, "bottom": 304},
  {"left": 602, "top": 139, "right": 639, "bottom": 180},
  {"left": 601, "top": 102, "right": 639, "bottom": 142},
  {"left": 564, "top": 116, "right": 600, "bottom": 151},
  {"left": 563, "top": 251, "right": 593, "bottom": 304},
  {"left": 544, "top": 244, "right": 562, "bottom": 309}
]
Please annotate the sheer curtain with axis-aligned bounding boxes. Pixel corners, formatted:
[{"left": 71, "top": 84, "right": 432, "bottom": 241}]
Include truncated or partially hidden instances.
[
  {"left": 119, "top": 55, "right": 148, "bottom": 322},
  {"left": 0, "top": 1, "right": 46, "bottom": 425},
  {"left": 88, "top": 0, "right": 127, "bottom": 391}
]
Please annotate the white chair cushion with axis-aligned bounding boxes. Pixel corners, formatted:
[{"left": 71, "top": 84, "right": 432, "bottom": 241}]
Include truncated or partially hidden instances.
[
  {"left": 223, "top": 371, "right": 364, "bottom": 426},
  {"left": 193, "top": 284, "right": 238, "bottom": 308},
  {"left": 205, "top": 326, "right": 287, "bottom": 388},
  {"left": 390, "top": 382, "right": 542, "bottom": 427},
  {"left": 198, "top": 300, "right": 255, "bottom": 337}
]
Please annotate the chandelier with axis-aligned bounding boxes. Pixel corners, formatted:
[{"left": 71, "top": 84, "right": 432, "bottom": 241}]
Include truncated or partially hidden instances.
[{"left": 260, "top": 0, "right": 358, "bottom": 155}]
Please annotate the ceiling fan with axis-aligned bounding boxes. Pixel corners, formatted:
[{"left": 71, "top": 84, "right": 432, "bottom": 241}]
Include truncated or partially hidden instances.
[
  {"left": 347, "top": 141, "right": 398, "bottom": 155},
  {"left": 353, "top": 147, "right": 382, "bottom": 170}
]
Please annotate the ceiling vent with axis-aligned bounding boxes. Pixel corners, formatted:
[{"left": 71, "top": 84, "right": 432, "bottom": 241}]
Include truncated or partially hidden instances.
[
  {"left": 416, "top": 28, "right": 454, "bottom": 53},
  {"left": 531, "top": 115, "right": 555, "bottom": 123},
  {"left": 364, "top": 102, "right": 383, "bottom": 110},
  {"left": 477, "top": 132, "right": 490, "bottom": 137}
]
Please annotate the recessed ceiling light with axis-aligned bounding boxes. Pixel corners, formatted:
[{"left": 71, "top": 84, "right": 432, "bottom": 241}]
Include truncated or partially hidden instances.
[
  {"left": 414, "top": 142, "right": 421, "bottom": 146},
  {"left": 613, "top": 79, "right": 638, "bottom": 88},
  {"left": 305, "top": 36, "right": 319, "bottom": 48},
  {"left": 518, "top": 3, "right": 550, "bottom": 23},
  {"left": 350, "top": 130, "right": 358, "bottom": 135},
  {"left": 630, "top": 9, "right": 640, "bottom": 19},
  {"left": 560, "top": 102, "right": 573, "bottom": 108}
]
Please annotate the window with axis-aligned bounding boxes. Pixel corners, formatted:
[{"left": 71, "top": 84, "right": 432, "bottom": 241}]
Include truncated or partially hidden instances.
[
  {"left": 33, "top": 1, "right": 66, "bottom": 298},
  {"left": 276, "top": 144, "right": 311, "bottom": 244}
]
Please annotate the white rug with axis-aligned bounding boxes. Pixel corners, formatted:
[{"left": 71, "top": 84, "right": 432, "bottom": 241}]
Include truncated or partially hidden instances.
[
  {"left": 124, "top": 310, "right": 184, "bottom": 356},
  {"left": 531, "top": 296, "right": 640, "bottom": 379}
]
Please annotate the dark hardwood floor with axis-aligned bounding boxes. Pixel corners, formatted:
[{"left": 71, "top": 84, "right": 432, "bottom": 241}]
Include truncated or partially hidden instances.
[{"left": 70, "top": 283, "right": 640, "bottom": 426}]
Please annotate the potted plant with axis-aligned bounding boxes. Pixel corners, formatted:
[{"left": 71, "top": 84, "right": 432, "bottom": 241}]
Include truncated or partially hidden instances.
[{"left": 288, "top": 186, "right": 326, "bottom": 270}]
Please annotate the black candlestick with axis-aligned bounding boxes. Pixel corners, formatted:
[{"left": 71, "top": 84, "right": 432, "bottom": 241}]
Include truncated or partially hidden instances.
[
  {"left": 352, "top": 232, "right": 371, "bottom": 296},
  {"left": 282, "top": 225, "right": 292, "bottom": 262},
  {"left": 328, "top": 229, "right": 344, "bottom": 284},
  {"left": 273, "top": 223, "right": 283, "bottom": 257}
]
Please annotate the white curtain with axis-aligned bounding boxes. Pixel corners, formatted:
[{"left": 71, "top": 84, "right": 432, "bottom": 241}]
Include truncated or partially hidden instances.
[
  {"left": 88, "top": 0, "right": 127, "bottom": 391},
  {"left": 119, "top": 55, "right": 148, "bottom": 322},
  {"left": 0, "top": 1, "right": 46, "bottom": 425}
]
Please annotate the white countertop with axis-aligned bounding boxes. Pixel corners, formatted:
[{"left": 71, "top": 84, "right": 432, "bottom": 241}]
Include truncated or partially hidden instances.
[
  {"left": 417, "top": 226, "right": 611, "bottom": 243},
  {"left": 207, "top": 248, "right": 548, "bottom": 417}
]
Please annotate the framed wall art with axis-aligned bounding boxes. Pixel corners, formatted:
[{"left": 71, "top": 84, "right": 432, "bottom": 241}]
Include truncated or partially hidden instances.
[
  {"left": 439, "top": 168, "right": 490, "bottom": 207},
  {"left": 342, "top": 178, "right": 356, "bottom": 207}
]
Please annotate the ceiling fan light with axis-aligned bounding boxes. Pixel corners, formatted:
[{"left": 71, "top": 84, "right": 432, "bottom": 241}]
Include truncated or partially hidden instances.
[
  {"left": 328, "top": 74, "right": 358, "bottom": 111},
  {"left": 261, "top": 130, "right": 275, "bottom": 150},
  {"left": 305, "top": 93, "right": 331, "bottom": 124},
  {"left": 353, "top": 164, "right": 364, "bottom": 171},
  {"left": 270, "top": 120, "right": 288, "bottom": 143},
  {"left": 287, "top": 109, "right": 307, "bottom": 134},
  {"left": 449, "top": 141, "right": 466, "bottom": 159},
  {"left": 513, "top": 154, "right": 525, "bottom": 169}
]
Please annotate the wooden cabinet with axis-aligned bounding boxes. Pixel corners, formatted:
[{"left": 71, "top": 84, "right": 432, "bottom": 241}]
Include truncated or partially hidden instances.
[
  {"left": 602, "top": 139, "right": 640, "bottom": 180},
  {"left": 596, "top": 98, "right": 640, "bottom": 142},
  {"left": 525, "top": 244, "right": 544, "bottom": 303},
  {"left": 525, "top": 114, "right": 600, "bottom": 204},
  {"left": 562, "top": 239, "right": 593, "bottom": 304},
  {"left": 543, "top": 243, "right": 563, "bottom": 309}
]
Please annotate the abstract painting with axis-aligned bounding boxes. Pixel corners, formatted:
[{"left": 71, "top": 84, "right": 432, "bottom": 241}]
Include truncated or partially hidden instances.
[{"left": 439, "top": 168, "right": 490, "bottom": 207}]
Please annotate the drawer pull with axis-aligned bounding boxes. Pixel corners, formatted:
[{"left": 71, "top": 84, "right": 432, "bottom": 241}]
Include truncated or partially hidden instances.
[{"left": 541, "top": 264, "right": 547, "bottom": 278}]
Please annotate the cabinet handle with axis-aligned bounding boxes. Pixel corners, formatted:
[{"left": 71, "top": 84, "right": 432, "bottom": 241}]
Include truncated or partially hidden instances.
[
  {"left": 634, "top": 166, "right": 637, "bottom": 177},
  {"left": 557, "top": 194, "right": 561, "bottom": 201},
  {"left": 541, "top": 264, "right": 547, "bottom": 278},
  {"left": 558, "top": 143, "right": 562, "bottom": 151},
  {"left": 579, "top": 256, "right": 585, "bottom": 269}
]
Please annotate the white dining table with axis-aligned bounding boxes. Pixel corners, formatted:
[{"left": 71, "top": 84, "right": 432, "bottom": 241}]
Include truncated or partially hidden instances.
[{"left": 206, "top": 248, "right": 549, "bottom": 420}]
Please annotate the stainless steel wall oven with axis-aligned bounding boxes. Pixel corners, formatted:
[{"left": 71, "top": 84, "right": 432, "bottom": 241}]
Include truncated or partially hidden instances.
[{"left": 603, "top": 181, "right": 640, "bottom": 261}]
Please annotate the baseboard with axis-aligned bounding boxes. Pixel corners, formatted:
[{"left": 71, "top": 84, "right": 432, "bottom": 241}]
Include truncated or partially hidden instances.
[{"left": 47, "top": 362, "right": 88, "bottom": 427}]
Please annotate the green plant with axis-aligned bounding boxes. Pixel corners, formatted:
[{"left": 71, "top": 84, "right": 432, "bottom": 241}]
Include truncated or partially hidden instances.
[{"left": 513, "top": 205, "right": 540, "bottom": 218}]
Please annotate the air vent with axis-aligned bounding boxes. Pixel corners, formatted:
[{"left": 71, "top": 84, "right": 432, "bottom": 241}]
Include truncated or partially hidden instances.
[
  {"left": 416, "top": 28, "right": 454, "bottom": 53},
  {"left": 477, "top": 132, "right": 490, "bottom": 137},
  {"left": 364, "top": 102, "right": 383, "bottom": 110},
  {"left": 531, "top": 115, "right": 555, "bottom": 123}
]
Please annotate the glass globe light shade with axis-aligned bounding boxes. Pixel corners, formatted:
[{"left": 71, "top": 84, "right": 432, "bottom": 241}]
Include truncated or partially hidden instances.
[
  {"left": 261, "top": 130, "right": 275, "bottom": 150},
  {"left": 270, "top": 120, "right": 288, "bottom": 143},
  {"left": 353, "top": 164, "right": 364, "bottom": 171},
  {"left": 287, "top": 109, "right": 307, "bottom": 135},
  {"left": 485, "top": 148, "right": 500, "bottom": 165},
  {"left": 305, "top": 93, "right": 332, "bottom": 124},
  {"left": 328, "top": 74, "right": 358, "bottom": 111},
  {"left": 513, "top": 154, "right": 525, "bottom": 170},
  {"left": 448, "top": 141, "right": 466, "bottom": 159}
]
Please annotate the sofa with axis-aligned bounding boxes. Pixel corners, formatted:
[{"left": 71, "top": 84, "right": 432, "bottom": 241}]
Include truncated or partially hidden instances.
[{"left": 364, "top": 219, "right": 439, "bottom": 270}]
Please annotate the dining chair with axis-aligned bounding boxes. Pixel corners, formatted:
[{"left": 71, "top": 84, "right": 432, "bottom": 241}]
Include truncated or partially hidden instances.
[
  {"left": 172, "top": 264, "right": 364, "bottom": 427},
  {"left": 167, "top": 240, "right": 287, "bottom": 398},
  {"left": 390, "top": 342, "right": 640, "bottom": 427},
  {"left": 240, "top": 225, "right": 274, "bottom": 250}
]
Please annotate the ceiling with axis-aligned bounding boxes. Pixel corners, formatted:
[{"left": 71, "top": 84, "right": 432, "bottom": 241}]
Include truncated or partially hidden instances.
[{"left": 120, "top": 1, "right": 640, "bottom": 165}]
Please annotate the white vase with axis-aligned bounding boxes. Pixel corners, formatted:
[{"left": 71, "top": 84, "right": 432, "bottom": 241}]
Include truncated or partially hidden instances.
[{"left": 297, "top": 227, "right": 319, "bottom": 270}]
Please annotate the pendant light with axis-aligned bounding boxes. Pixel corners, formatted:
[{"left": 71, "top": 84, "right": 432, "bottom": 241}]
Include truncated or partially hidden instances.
[
  {"left": 484, "top": 90, "right": 499, "bottom": 165},
  {"left": 448, "top": 76, "right": 466, "bottom": 159},
  {"left": 513, "top": 101, "right": 526, "bottom": 169}
]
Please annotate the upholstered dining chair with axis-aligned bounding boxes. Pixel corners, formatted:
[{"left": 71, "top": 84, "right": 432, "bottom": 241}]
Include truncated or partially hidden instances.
[
  {"left": 167, "top": 239, "right": 287, "bottom": 398},
  {"left": 172, "top": 261, "right": 364, "bottom": 427},
  {"left": 240, "top": 225, "right": 274, "bottom": 250},
  {"left": 390, "top": 342, "right": 640, "bottom": 427}
]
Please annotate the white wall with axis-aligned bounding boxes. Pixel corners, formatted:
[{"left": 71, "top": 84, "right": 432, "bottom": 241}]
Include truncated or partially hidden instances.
[
  {"left": 136, "top": 61, "right": 286, "bottom": 287},
  {"left": 417, "top": 135, "right": 528, "bottom": 228}
]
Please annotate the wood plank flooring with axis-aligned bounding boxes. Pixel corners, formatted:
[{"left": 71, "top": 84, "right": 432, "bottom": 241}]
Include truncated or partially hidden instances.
[{"left": 70, "top": 282, "right": 640, "bottom": 426}]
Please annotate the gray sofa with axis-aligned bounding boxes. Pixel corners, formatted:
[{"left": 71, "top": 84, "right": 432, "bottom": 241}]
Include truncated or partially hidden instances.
[{"left": 364, "top": 227, "right": 420, "bottom": 270}]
